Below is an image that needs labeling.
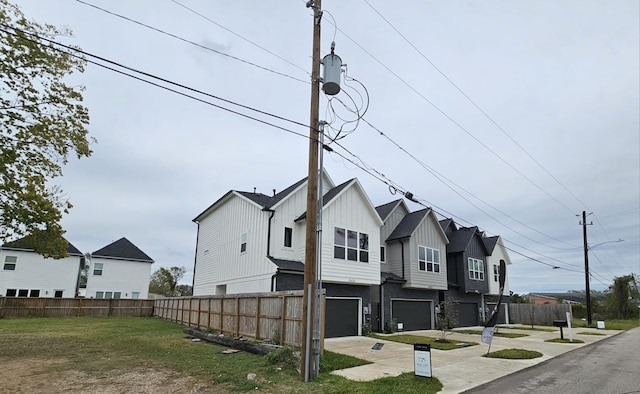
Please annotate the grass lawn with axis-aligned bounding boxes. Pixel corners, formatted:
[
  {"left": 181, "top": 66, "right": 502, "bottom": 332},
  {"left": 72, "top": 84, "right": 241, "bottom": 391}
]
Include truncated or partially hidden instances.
[
  {"left": 571, "top": 319, "right": 640, "bottom": 331},
  {"left": 497, "top": 325, "right": 555, "bottom": 332},
  {"left": 545, "top": 338, "right": 585, "bottom": 344},
  {"left": 369, "top": 333, "right": 478, "bottom": 350},
  {"left": 576, "top": 331, "right": 606, "bottom": 336},
  {"left": 483, "top": 348, "right": 542, "bottom": 359},
  {"left": 0, "top": 317, "right": 442, "bottom": 393},
  {"left": 453, "top": 329, "right": 528, "bottom": 338}
]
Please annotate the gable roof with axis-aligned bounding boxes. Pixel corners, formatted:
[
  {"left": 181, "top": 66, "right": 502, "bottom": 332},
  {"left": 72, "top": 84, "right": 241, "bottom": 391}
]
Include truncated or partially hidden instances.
[
  {"left": 446, "top": 226, "right": 489, "bottom": 254},
  {"left": 439, "top": 218, "right": 456, "bottom": 233},
  {"left": 92, "top": 237, "right": 154, "bottom": 263},
  {"left": 2, "top": 236, "right": 83, "bottom": 256},
  {"left": 483, "top": 236, "right": 500, "bottom": 254},
  {"left": 295, "top": 178, "right": 353, "bottom": 221},
  {"left": 375, "top": 199, "right": 404, "bottom": 222},
  {"left": 387, "top": 209, "right": 429, "bottom": 241}
]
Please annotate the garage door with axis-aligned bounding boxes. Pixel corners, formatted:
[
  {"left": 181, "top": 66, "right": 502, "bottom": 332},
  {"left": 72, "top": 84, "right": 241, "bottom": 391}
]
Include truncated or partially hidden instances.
[
  {"left": 455, "top": 302, "right": 479, "bottom": 327},
  {"left": 325, "top": 298, "right": 359, "bottom": 338},
  {"left": 391, "top": 300, "right": 432, "bottom": 331}
]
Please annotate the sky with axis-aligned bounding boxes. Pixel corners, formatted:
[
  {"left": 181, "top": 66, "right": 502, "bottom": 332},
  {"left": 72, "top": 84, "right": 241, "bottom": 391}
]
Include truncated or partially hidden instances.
[{"left": 7, "top": 0, "right": 639, "bottom": 294}]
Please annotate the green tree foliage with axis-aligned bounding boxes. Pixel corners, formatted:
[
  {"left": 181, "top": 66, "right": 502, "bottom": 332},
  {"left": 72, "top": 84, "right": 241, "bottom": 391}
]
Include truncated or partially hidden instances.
[
  {"left": 149, "top": 267, "right": 188, "bottom": 297},
  {"left": 436, "top": 299, "right": 459, "bottom": 341},
  {"left": 0, "top": 0, "right": 92, "bottom": 258},
  {"left": 605, "top": 274, "right": 639, "bottom": 319},
  {"left": 509, "top": 293, "right": 529, "bottom": 303}
]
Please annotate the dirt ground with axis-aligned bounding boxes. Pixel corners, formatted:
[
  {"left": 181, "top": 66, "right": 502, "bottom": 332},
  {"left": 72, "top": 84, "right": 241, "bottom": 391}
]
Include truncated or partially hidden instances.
[{"left": 0, "top": 358, "right": 214, "bottom": 394}]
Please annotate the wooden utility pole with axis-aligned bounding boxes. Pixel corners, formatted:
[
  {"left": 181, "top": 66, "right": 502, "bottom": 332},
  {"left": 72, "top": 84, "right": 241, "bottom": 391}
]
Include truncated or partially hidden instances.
[
  {"left": 581, "top": 210, "right": 592, "bottom": 325},
  {"left": 301, "top": 0, "right": 322, "bottom": 382}
]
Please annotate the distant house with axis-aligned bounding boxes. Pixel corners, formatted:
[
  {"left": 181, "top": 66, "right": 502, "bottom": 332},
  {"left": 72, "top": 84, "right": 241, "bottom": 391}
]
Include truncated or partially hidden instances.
[
  {"left": 192, "top": 171, "right": 384, "bottom": 337},
  {"left": 0, "top": 236, "right": 85, "bottom": 298},
  {"left": 527, "top": 292, "right": 603, "bottom": 305},
  {"left": 374, "top": 199, "right": 449, "bottom": 332},
  {"left": 85, "top": 237, "right": 154, "bottom": 300}
]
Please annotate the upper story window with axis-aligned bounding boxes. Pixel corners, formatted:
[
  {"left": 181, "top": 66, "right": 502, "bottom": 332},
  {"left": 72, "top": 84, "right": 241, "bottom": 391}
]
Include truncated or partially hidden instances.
[
  {"left": 334, "top": 227, "right": 369, "bottom": 263},
  {"left": 380, "top": 246, "right": 386, "bottom": 263},
  {"left": 284, "top": 227, "right": 293, "bottom": 248},
  {"left": 493, "top": 264, "right": 499, "bottom": 282},
  {"left": 93, "top": 262, "right": 104, "bottom": 276},
  {"left": 240, "top": 233, "right": 247, "bottom": 253},
  {"left": 418, "top": 246, "right": 440, "bottom": 272},
  {"left": 3, "top": 255, "right": 17, "bottom": 271},
  {"left": 468, "top": 258, "right": 484, "bottom": 280}
]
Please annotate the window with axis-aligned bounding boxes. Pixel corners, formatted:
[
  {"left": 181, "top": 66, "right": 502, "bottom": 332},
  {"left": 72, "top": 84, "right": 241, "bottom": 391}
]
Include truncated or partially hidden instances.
[
  {"left": 418, "top": 246, "right": 440, "bottom": 272},
  {"left": 114, "top": 292, "right": 121, "bottom": 299},
  {"left": 493, "top": 264, "right": 499, "bottom": 282},
  {"left": 240, "top": 233, "right": 247, "bottom": 253},
  {"left": 284, "top": 227, "right": 293, "bottom": 248},
  {"left": 93, "top": 262, "right": 104, "bottom": 276},
  {"left": 3, "top": 255, "right": 17, "bottom": 270},
  {"left": 6, "top": 289, "right": 17, "bottom": 297},
  {"left": 96, "top": 291, "right": 104, "bottom": 299},
  {"left": 54, "top": 290, "right": 63, "bottom": 298},
  {"left": 132, "top": 292, "right": 140, "bottom": 299},
  {"left": 105, "top": 291, "right": 113, "bottom": 299},
  {"left": 380, "top": 246, "right": 386, "bottom": 263},
  {"left": 468, "top": 258, "right": 485, "bottom": 280},
  {"left": 18, "top": 289, "right": 28, "bottom": 297},
  {"left": 29, "top": 289, "right": 40, "bottom": 297},
  {"left": 334, "top": 227, "right": 369, "bottom": 263}
]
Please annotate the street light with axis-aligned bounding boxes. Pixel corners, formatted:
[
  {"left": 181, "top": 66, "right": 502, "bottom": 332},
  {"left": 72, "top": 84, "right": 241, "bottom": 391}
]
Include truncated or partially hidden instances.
[{"left": 584, "top": 238, "right": 624, "bottom": 325}]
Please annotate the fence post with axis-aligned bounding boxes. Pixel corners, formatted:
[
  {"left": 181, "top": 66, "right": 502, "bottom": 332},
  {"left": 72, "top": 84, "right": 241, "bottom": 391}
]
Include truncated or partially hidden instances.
[
  {"left": 236, "top": 296, "right": 240, "bottom": 337},
  {"left": 220, "top": 297, "right": 224, "bottom": 333},
  {"left": 0, "top": 297, "right": 5, "bottom": 319},
  {"left": 207, "top": 298, "right": 211, "bottom": 330},
  {"left": 280, "top": 296, "right": 287, "bottom": 346},
  {"left": 255, "top": 296, "right": 261, "bottom": 340}
]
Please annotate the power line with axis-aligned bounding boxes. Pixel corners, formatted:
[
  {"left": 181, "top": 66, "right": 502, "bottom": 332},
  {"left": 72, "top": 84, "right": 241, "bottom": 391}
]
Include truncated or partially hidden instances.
[
  {"left": 363, "top": 0, "right": 590, "bottom": 212},
  {"left": 74, "top": 0, "right": 309, "bottom": 85}
]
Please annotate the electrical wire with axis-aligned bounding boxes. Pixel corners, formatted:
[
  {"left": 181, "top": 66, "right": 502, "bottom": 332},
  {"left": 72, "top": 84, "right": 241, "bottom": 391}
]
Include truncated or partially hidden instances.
[{"left": 75, "top": 0, "right": 309, "bottom": 84}]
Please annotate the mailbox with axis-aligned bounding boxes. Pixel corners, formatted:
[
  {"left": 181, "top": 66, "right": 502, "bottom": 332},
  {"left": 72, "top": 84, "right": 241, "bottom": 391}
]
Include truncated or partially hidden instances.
[{"left": 553, "top": 320, "right": 568, "bottom": 339}]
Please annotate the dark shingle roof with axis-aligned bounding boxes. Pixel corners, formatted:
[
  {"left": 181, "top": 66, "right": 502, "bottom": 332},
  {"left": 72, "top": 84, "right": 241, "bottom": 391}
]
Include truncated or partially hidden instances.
[
  {"left": 375, "top": 200, "right": 402, "bottom": 222},
  {"left": 269, "top": 257, "right": 304, "bottom": 272},
  {"left": 92, "top": 237, "right": 154, "bottom": 263},
  {"left": 236, "top": 191, "right": 273, "bottom": 207},
  {"left": 2, "top": 236, "right": 83, "bottom": 256},
  {"left": 387, "top": 209, "right": 429, "bottom": 241},
  {"left": 439, "top": 218, "right": 455, "bottom": 233},
  {"left": 446, "top": 226, "right": 478, "bottom": 253},
  {"left": 483, "top": 236, "right": 500, "bottom": 254},
  {"left": 295, "top": 179, "right": 354, "bottom": 221}
]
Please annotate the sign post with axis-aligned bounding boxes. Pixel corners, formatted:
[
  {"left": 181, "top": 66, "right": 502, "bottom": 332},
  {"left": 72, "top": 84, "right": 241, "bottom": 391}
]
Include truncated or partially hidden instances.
[{"left": 413, "top": 344, "right": 432, "bottom": 378}]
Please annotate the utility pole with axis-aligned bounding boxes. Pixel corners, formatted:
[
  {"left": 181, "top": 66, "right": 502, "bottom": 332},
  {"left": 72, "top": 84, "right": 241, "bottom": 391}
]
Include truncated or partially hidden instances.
[
  {"left": 301, "top": 0, "right": 322, "bottom": 382},
  {"left": 580, "top": 211, "right": 593, "bottom": 325}
]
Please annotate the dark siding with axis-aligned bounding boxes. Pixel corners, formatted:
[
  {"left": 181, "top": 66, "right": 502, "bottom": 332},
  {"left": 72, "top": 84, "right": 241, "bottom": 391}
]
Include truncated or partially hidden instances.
[
  {"left": 462, "top": 235, "right": 489, "bottom": 293},
  {"left": 274, "top": 273, "right": 304, "bottom": 291}
]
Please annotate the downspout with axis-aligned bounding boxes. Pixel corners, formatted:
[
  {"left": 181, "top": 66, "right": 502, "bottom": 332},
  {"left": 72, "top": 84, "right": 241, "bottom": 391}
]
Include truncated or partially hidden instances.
[
  {"left": 271, "top": 272, "right": 278, "bottom": 292},
  {"left": 399, "top": 239, "right": 405, "bottom": 280},
  {"left": 264, "top": 209, "right": 275, "bottom": 257}
]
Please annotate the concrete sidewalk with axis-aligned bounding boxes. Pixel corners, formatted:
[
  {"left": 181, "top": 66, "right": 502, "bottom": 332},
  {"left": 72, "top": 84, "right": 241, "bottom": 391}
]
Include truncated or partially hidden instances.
[{"left": 324, "top": 325, "right": 621, "bottom": 393}]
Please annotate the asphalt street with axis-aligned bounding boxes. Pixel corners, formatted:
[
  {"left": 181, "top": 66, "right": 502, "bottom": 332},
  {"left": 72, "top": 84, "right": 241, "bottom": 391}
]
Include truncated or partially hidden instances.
[{"left": 464, "top": 326, "right": 640, "bottom": 394}]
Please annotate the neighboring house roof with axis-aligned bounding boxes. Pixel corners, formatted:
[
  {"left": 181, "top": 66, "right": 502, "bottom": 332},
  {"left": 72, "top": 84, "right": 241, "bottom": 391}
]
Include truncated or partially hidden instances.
[
  {"left": 530, "top": 292, "right": 605, "bottom": 303},
  {"left": 269, "top": 257, "right": 304, "bottom": 273},
  {"left": 375, "top": 199, "right": 404, "bottom": 222},
  {"left": 482, "top": 236, "right": 500, "bottom": 254},
  {"left": 295, "top": 178, "right": 353, "bottom": 221},
  {"left": 1, "top": 236, "right": 83, "bottom": 256},
  {"left": 387, "top": 209, "right": 429, "bottom": 241},
  {"left": 92, "top": 237, "right": 154, "bottom": 263},
  {"left": 439, "top": 218, "right": 456, "bottom": 233},
  {"left": 446, "top": 226, "right": 489, "bottom": 254}
]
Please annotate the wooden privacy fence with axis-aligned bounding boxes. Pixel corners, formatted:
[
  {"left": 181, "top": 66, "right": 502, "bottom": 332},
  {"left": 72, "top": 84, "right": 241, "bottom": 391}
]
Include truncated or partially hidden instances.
[
  {"left": 508, "top": 303, "right": 572, "bottom": 325},
  {"left": 0, "top": 297, "right": 154, "bottom": 318},
  {"left": 154, "top": 291, "right": 307, "bottom": 347}
]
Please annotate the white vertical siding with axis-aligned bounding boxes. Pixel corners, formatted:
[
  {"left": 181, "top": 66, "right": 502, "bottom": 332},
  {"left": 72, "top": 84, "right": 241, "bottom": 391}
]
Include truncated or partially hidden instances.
[
  {"left": 0, "top": 249, "right": 80, "bottom": 297},
  {"left": 85, "top": 257, "right": 152, "bottom": 299},
  {"left": 487, "top": 240, "right": 511, "bottom": 295}
]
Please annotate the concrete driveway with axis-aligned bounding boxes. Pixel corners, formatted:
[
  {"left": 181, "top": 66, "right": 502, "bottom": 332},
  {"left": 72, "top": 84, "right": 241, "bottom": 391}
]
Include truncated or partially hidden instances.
[{"left": 323, "top": 325, "right": 622, "bottom": 394}]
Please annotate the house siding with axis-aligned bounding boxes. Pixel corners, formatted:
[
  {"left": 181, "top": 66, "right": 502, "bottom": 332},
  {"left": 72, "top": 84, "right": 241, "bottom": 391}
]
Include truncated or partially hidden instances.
[
  {"left": 0, "top": 249, "right": 81, "bottom": 298},
  {"left": 487, "top": 241, "right": 510, "bottom": 295},
  {"left": 379, "top": 204, "right": 408, "bottom": 274},
  {"left": 85, "top": 257, "right": 152, "bottom": 299},
  {"left": 462, "top": 236, "right": 489, "bottom": 294},
  {"left": 404, "top": 216, "right": 448, "bottom": 290}
]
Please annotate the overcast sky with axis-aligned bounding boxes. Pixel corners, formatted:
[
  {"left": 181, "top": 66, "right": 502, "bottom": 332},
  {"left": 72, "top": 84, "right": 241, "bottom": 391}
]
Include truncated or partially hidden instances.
[{"left": 10, "top": 0, "right": 639, "bottom": 294}]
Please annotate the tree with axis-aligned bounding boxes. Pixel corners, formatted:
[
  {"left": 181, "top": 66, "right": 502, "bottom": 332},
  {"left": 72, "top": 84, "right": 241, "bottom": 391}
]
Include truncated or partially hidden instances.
[
  {"left": 149, "top": 266, "right": 187, "bottom": 297},
  {"left": 435, "top": 299, "right": 459, "bottom": 342},
  {"left": 0, "top": 0, "right": 93, "bottom": 258},
  {"left": 605, "top": 274, "right": 639, "bottom": 319}
]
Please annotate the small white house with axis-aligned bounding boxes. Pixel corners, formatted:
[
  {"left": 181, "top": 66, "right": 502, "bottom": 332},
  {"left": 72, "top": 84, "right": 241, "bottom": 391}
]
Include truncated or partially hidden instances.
[
  {"left": 0, "top": 236, "right": 84, "bottom": 298},
  {"left": 85, "top": 237, "right": 154, "bottom": 299}
]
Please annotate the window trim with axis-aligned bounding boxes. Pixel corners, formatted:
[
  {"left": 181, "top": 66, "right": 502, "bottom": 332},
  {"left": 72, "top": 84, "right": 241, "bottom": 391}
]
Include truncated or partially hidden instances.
[
  {"left": 418, "top": 245, "right": 440, "bottom": 273},
  {"left": 240, "top": 232, "right": 248, "bottom": 253},
  {"left": 334, "top": 227, "right": 369, "bottom": 263},
  {"left": 3, "top": 255, "right": 17, "bottom": 271},
  {"left": 284, "top": 227, "right": 293, "bottom": 248},
  {"left": 380, "top": 245, "right": 386, "bottom": 263},
  {"left": 493, "top": 264, "right": 499, "bottom": 282},
  {"left": 93, "top": 262, "right": 104, "bottom": 276},
  {"left": 468, "top": 258, "right": 485, "bottom": 281}
]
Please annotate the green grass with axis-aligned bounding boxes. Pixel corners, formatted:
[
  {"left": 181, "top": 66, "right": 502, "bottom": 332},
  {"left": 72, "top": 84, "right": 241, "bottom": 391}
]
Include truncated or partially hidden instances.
[
  {"left": 571, "top": 319, "right": 640, "bottom": 330},
  {"left": 370, "top": 334, "right": 478, "bottom": 350},
  {"left": 453, "top": 329, "right": 528, "bottom": 338},
  {"left": 497, "top": 325, "right": 554, "bottom": 332},
  {"left": 577, "top": 331, "right": 606, "bottom": 336},
  {"left": 483, "top": 348, "right": 543, "bottom": 359},
  {"left": 545, "top": 338, "right": 585, "bottom": 344},
  {"left": 0, "top": 317, "right": 443, "bottom": 393}
]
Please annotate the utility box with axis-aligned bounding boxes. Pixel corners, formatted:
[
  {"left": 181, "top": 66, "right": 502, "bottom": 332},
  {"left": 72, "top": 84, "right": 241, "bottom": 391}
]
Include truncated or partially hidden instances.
[{"left": 321, "top": 53, "right": 342, "bottom": 95}]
